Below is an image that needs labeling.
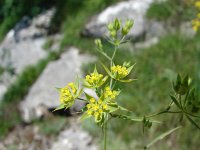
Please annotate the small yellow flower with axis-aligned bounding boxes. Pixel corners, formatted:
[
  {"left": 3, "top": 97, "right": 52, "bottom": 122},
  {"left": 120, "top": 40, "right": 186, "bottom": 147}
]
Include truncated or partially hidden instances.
[
  {"left": 103, "top": 104, "right": 108, "bottom": 110},
  {"left": 111, "top": 65, "right": 128, "bottom": 79},
  {"left": 85, "top": 72, "right": 107, "bottom": 87},
  {"left": 59, "top": 82, "right": 78, "bottom": 104},
  {"left": 104, "top": 86, "right": 119, "bottom": 100},
  {"left": 86, "top": 97, "right": 109, "bottom": 122},
  {"left": 90, "top": 98, "right": 96, "bottom": 103}
]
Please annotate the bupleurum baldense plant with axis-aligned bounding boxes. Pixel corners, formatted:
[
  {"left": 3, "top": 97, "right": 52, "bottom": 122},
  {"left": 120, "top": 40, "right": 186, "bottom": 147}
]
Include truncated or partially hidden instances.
[{"left": 54, "top": 19, "right": 200, "bottom": 150}]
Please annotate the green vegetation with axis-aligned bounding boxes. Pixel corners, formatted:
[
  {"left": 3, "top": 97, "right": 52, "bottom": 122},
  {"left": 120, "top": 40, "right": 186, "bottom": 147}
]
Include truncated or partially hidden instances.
[
  {"left": 35, "top": 116, "right": 68, "bottom": 136},
  {"left": 82, "top": 33, "right": 200, "bottom": 149},
  {"left": 42, "top": 38, "right": 54, "bottom": 50},
  {"left": 146, "top": 0, "right": 195, "bottom": 23}
]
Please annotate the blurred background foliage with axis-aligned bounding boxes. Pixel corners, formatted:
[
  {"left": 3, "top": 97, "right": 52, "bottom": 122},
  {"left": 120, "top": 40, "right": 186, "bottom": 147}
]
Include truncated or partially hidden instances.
[{"left": 0, "top": 0, "right": 200, "bottom": 149}]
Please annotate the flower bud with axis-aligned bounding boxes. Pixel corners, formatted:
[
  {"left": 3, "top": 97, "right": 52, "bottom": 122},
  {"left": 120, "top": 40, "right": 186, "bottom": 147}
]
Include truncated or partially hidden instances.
[
  {"left": 95, "top": 39, "right": 103, "bottom": 50},
  {"left": 107, "top": 23, "right": 114, "bottom": 31},
  {"left": 110, "top": 30, "right": 117, "bottom": 38},
  {"left": 114, "top": 18, "right": 121, "bottom": 30}
]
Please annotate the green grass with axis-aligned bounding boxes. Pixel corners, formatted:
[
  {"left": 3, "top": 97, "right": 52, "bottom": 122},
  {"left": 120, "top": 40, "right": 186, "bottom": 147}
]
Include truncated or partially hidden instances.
[
  {"left": 82, "top": 33, "right": 200, "bottom": 149},
  {"left": 146, "top": 0, "right": 195, "bottom": 23},
  {"left": 35, "top": 116, "right": 68, "bottom": 136}
]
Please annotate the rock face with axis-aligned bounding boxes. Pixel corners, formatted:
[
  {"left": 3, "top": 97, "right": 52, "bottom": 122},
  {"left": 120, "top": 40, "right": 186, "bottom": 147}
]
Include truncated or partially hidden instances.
[
  {"left": 20, "top": 47, "right": 95, "bottom": 122},
  {"left": 0, "top": 9, "right": 55, "bottom": 100},
  {"left": 83, "top": 0, "right": 154, "bottom": 40},
  {"left": 51, "top": 121, "right": 97, "bottom": 150}
]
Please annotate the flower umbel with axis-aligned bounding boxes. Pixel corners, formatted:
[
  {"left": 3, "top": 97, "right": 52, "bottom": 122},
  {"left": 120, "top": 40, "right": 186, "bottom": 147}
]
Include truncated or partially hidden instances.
[
  {"left": 111, "top": 65, "right": 128, "bottom": 79},
  {"left": 84, "top": 67, "right": 108, "bottom": 88},
  {"left": 59, "top": 82, "right": 77, "bottom": 104},
  {"left": 86, "top": 98, "right": 108, "bottom": 122},
  {"left": 104, "top": 86, "right": 119, "bottom": 100}
]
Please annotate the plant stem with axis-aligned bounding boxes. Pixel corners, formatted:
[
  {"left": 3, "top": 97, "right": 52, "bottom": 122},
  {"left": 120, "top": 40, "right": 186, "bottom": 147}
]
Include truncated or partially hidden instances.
[
  {"left": 110, "top": 45, "right": 118, "bottom": 88},
  {"left": 104, "top": 114, "right": 108, "bottom": 150}
]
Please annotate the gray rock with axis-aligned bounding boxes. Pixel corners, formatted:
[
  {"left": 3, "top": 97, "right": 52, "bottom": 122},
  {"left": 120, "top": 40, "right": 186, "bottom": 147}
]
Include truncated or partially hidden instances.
[
  {"left": 51, "top": 122, "right": 97, "bottom": 150},
  {"left": 145, "top": 21, "right": 166, "bottom": 39},
  {"left": 20, "top": 47, "right": 95, "bottom": 122},
  {"left": 0, "top": 9, "right": 55, "bottom": 100},
  {"left": 180, "top": 22, "right": 196, "bottom": 38},
  {"left": 83, "top": 0, "right": 154, "bottom": 40}
]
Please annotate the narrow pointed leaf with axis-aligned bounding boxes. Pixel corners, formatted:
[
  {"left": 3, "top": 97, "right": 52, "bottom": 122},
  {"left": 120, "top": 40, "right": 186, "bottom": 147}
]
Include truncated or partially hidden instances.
[
  {"left": 119, "top": 105, "right": 132, "bottom": 112},
  {"left": 107, "top": 103, "right": 119, "bottom": 112},
  {"left": 84, "top": 92, "right": 94, "bottom": 100},
  {"left": 55, "top": 87, "right": 62, "bottom": 92},
  {"left": 170, "top": 95, "right": 181, "bottom": 109},
  {"left": 144, "top": 126, "right": 182, "bottom": 149},
  {"left": 53, "top": 103, "right": 65, "bottom": 112},
  {"left": 127, "top": 63, "right": 136, "bottom": 74},
  {"left": 186, "top": 115, "right": 200, "bottom": 129},
  {"left": 118, "top": 79, "right": 137, "bottom": 83},
  {"left": 101, "top": 62, "right": 113, "bottom": 78},
  {"left": 80, "top": 112, "right": 91, "bottom": 121}
]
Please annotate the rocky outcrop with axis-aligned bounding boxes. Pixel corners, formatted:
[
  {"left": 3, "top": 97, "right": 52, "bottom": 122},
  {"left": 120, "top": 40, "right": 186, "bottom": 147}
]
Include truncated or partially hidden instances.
[
  {"left": 0, "top": 9, "right": 55, "bottom": 100},
  {"left": 51, "top": 121, "right": 97, "bottom": 150},
  {"left": 19, "top": 47, "right": 95, "bottom": 122},
  {"left": 82, "top": 0, "right": 154, "bottom": 40}
]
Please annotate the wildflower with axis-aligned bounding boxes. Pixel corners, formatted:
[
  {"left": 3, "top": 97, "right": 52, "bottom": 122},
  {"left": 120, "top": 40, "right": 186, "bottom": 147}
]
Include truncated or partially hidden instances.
[
  {"left": 86, "top": 98, "right": 108, "bottom": 122},
  {"left": 104, "top": 86, "right": 119, "bottom": 100},
  {"left": 111, "top": 65, "right": 128, "bottom": 79},
  {"left": 84, "top": 68, "right": 108, "bottom": 88},
  {"left": 59, "top": 82, "right": 79, "bottom": 104}
]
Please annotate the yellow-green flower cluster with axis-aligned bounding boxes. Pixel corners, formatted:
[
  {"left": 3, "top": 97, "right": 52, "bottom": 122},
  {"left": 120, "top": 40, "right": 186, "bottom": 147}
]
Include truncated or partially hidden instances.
[
  {"left": 104, "top": 86, "right": 118, "bottom": 100},
  {"left": 85, "top": 71, "right": 107, "bottom": 88},
  {"left": 86, "top": 98, "right": 108, "bottom": 122},
  {"left": 192, "top": 1, "right": 200, "bottom": 31},
  {"left": 59, "top": 82, "right": 77, "bottom": 104},
  {"left": 111, "top": 65, "right": 128, "bottom": 79}
]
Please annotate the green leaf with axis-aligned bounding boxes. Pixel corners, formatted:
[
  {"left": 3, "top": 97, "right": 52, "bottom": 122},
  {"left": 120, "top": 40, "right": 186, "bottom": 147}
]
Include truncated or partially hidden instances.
[
  {"left": 127, "top": 63, "right": 136, "bottom": 74},
  {"left": 94, "top": 65, "right": 98, "bottom": 73},
  {"left": 107, "top": 103, "right": 119, "bottom": 112},
  {"left": 170, "top": 95, "right": 181, "bottom": 109},
  {"left": 80, "top": 112, "right": 91, "bottom": 121},
  {"left": 185, "top": 115, "right": 200, "bottom": 129},
  {"left": 75, "top": 75, "right": 80, "bottom": 88},
  {"left": 144, "top": 126, "right": 182, "bottom": 149},
  {"left": 76, "top": 89, "right": 83, "bottom": 98},
  {"left": 119, "top": 105, "right": 131, "bottom": 112},
  {"left": 55, "top": 87, "right": 62, "bottom": 92},
  {"left": 84, "top": 92, "right": 93, "bottom": 100},
  {"left": 53, "top": 103, "right": 65, "bottom": 112},
  {"left": 101, "top": 62, "right": 113, "bottom": 78},
  {"left": 118, "top": 79, "right": 137, "bottom": 83},
  {"left": 111, "top": 114, "right": 161, "bottom": 124}
]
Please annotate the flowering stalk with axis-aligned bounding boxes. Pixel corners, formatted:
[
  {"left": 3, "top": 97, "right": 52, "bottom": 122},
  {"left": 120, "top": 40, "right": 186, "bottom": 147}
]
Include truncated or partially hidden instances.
[{"left": 54, "top": 18, "right": 200, "bottom": 150}]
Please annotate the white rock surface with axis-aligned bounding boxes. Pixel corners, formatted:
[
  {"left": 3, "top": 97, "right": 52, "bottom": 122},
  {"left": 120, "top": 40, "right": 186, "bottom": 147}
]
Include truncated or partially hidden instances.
[
  {"left": 20, "top": 47, "right": 95, "bottom": 122},
  {"left": 83, "top": 0, "right": 154, "bottom": 39},
  {"left": 51, "top": 123, "right": 97, "bottom": 150},
  {"left": 0, "top": 9, "right": 55, "bottom": 100}
]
